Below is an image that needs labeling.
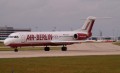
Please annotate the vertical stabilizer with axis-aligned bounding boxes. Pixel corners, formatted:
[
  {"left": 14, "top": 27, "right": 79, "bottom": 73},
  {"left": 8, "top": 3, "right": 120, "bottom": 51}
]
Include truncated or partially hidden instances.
[{"left": 81, "top": 16, "right": 96, "bottom": 33}]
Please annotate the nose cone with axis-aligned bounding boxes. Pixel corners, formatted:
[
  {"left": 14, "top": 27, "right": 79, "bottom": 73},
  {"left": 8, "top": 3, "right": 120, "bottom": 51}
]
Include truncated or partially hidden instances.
[{"left": 4, "top": 39, "right": 10, "bottom": 46}]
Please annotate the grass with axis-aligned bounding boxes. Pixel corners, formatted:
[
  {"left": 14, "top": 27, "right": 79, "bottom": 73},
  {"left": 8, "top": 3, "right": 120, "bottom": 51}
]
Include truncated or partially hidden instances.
[
  {"left": 113, "top": 42, "right": 120, "bottom": 46},
  {"left": 0, "top": 55, "right": 120, "bottom": 73},
  {"left": 0, "top": 42, "right": 4, "bottom": 47}
]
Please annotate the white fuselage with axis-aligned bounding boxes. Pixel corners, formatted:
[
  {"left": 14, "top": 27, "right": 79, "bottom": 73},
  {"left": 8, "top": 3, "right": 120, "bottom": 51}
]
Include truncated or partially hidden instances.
[
  {"left": 4, "top": 31, "right": 88, "bottom": 48},
  {"left": 4, "top": 16, "right": 96, "bottom": 50}
]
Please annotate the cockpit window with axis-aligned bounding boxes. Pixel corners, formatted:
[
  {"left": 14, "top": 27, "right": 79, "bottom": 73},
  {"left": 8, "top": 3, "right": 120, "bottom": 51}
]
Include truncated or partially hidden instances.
[{"left": 14, "top": 36, "right": 19, "bottom": 38}]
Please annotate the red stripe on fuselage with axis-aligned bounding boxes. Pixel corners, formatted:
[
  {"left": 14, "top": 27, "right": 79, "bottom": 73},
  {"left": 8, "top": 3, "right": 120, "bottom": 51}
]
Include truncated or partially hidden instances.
[{"left": 8, "top": 42, "right": 73, "bottom": 48}]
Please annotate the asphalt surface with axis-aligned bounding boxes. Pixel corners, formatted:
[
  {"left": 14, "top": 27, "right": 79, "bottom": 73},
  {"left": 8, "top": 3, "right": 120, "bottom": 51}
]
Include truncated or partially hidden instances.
[{"left": 0, "top": 43, "right": 120, "bottom": 58}]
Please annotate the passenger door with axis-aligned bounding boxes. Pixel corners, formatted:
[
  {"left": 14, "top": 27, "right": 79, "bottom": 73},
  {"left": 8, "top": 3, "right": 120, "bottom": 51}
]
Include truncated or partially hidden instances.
[{"left": 21, "top": 34, "right": 26, "bottom": 43}]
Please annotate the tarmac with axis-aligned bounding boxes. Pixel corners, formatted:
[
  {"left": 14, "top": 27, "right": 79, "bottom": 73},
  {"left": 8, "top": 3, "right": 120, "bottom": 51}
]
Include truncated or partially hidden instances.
[{"left": 0, "top": 43, "right": 120, "bottom": 58}]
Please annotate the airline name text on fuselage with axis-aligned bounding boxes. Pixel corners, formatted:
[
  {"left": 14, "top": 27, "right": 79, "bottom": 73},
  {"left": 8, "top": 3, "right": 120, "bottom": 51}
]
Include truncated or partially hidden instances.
[{"left": 26, "top": 34, "right": 53, "bottom": 41}]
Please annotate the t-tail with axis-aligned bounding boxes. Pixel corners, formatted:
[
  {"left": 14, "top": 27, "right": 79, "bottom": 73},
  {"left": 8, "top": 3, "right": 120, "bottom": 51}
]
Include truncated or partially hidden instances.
[{"left": 80, "top": 16, "right": 96, "bottom": 37}]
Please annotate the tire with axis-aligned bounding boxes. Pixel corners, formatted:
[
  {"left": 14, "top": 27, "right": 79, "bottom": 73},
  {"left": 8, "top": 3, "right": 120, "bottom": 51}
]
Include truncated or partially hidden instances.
[
  {"left": 14, "top": 49, "right": 18, "bottom": 52},
  {"left": 44, "top": 47, "right": 50, "bottom": 51},
  {"left": 61, "top": 47, "right": 67, "bottom": 51}
]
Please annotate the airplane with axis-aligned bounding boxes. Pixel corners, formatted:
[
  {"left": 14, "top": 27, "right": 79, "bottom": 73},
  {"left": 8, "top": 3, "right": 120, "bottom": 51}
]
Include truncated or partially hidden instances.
[{"left": 4, "top": 16, "right": 96, "bottom": 52}]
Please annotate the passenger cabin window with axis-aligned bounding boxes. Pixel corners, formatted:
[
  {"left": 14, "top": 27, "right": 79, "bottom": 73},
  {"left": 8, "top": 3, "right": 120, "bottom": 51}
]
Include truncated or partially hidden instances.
[
  {"left": 9, "top": 36, "right": 19, "bottom": 38},
  {"left": 9, "top": 36, "right": 14, "bottom": 38}
]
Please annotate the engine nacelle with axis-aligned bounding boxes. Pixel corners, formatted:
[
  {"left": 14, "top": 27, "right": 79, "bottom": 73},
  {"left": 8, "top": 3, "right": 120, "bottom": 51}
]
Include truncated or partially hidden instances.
[{"left": 74, "top": 33, "right": 88, "bottom": 40}]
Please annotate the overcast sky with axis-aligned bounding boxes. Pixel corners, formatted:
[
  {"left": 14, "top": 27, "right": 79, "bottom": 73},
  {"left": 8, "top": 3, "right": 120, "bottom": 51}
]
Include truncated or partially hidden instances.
[{"left": 0, "top": 0, "right": 120, "bottom": 36}]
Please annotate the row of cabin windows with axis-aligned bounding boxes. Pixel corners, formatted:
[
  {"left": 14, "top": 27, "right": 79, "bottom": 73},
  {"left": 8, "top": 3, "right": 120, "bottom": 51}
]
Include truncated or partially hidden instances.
[{"left": 8, "top": 36, "right": 19, "bottom": 38}]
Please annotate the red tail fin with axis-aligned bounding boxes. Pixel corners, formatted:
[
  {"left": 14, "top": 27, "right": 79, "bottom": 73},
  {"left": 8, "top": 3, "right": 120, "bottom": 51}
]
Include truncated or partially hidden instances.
[{"left": 81, "top": 16, "right": 96, "bottom": 33}]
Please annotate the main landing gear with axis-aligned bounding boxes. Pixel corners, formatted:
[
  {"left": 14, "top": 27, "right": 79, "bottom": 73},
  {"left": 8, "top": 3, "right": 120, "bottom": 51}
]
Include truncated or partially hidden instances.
[
  {"left": 61, "top": 46, "right": 67, "bottom": 51},
  {"left": 44, "top": 47, "right": 50, "bottom": 51},
  {"left": 44, "top": 45, "right": 67, "bottom": 51}
]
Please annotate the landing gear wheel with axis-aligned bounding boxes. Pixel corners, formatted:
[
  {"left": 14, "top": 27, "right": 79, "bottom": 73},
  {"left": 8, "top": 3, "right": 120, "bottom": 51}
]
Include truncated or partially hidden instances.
[
  {"left": 14, "top": 48, "right": 18, "bottom": 52},
  {"left": 44, "top": 47, "right": 50, "bottom": 51},
  {"left": 61, "top": 47, "right": 67, "bottom": 51}
]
